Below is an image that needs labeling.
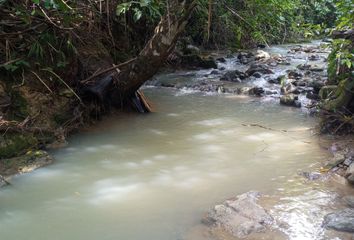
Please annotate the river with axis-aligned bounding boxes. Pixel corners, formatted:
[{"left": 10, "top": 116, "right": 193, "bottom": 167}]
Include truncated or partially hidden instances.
[{"left": 0, "top": 43, "right": 353, "bottom": 240}]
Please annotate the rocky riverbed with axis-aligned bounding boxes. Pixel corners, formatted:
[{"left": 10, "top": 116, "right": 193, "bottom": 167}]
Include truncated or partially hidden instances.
[
  {"left": 148, "top": 40, "right": 330, "bottom": 110},
  {"left": 182, "top": 139, "right": 354, "bottom": 240}
]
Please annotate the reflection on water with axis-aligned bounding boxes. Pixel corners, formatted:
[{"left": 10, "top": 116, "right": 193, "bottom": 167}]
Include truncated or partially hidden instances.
[{"left": 0, "top": 88, "right": 348, "bottom": 240}]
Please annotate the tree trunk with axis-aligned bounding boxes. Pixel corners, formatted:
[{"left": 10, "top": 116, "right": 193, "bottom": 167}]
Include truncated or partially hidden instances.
[{"left": 109, "top": 0, "right": 197, "bottom": 103}]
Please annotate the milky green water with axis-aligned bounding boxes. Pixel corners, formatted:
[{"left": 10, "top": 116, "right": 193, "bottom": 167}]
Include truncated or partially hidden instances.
[{"left": 0, "top": 88, "right": 338, "bottom": 240}]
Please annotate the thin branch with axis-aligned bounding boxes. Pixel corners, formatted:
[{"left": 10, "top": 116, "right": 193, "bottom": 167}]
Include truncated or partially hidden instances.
[
  {"left": 80, "top": 58, "right": 137, "bottom": 84},
  {"left": 30, "top": 70, "right": 53, "bottom": 93}
]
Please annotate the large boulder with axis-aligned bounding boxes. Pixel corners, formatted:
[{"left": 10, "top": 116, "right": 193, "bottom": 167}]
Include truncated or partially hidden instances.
[
  {"left": 180, "top": 54, "right": 217, "bottom": 69},
  {"left": 246, "top": 64, "right": 274, "bottom": 76},
  {"left": 323, "top": 208, "right": 354, "bottom": 233},
  {"left": 203, "top": 191, "right": 273, "bottom": 238}
]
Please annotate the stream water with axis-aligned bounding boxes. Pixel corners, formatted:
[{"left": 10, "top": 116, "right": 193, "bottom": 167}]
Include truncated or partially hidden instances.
[{"left": 1, "top": 43, "right": 353, "bottom": 240}]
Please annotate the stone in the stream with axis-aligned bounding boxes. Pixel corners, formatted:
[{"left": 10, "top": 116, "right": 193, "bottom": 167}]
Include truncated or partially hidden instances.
[
  {"left": 203, "top": 191, "right": 273, "bottom": 238},
  {"left": 297, "top": 64, "right": 324, "bottom": 72},
  {"left": 180, "top": 55, "right": 217, "bottom": 69},
  {"left": 280, "top": 94, "right": 301, "bottom": 107},
  {"left": 267, "top": 75, "right": 285, "bottom": 84},
  {"left": 252, "top": 72, "right": 262, "bottom": 78},
  {"left": 343, "top": 196, "right": 354, "bottom": 208},
  {"left": 309, "top": 54, "right": 321, "bottom": 61},
  {"left": 210, "top": 70, "right": 219, "bottom": 75},
  {"left": 220, "top": 70, "right": 247, "bottom": 82},
  {"left": 238, "top": 52, "right": 255, "bottom": 64},
  {"left": 306, "top": 92, "right": 320, "bottom": 100},
  {"left": 281, "top": 83, "right": 298, "bottom": 95},
  {"left": 249, "top": 87, "right": 264, "bottom": 96},
  {"left": 323, "top": 208, "right": 354, "bottom": 233},
  {"left": 246, "top": 63, "right": 274, "bottom": 76},
  {"left": 299, "top": 171, "right": 322, "bottom": 181},
  {"left": 255, "top": 50, "right": 270, "bottom": 60},
  {"left": 287, "top": 70, "right": 303, "bottom": 80},
  {"left": 216, "top": 57, "right": 226, "bottom": 63}
]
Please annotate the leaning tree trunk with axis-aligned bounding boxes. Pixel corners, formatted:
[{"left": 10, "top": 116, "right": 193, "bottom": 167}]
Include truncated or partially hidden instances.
[{"left": 109, "top": 0, "right": 197, "bottom": 103}]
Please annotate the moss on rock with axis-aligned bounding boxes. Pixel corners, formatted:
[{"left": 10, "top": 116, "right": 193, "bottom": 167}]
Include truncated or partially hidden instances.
[{"left": 0, "top": 134, "right": 38, "bottom": 159}]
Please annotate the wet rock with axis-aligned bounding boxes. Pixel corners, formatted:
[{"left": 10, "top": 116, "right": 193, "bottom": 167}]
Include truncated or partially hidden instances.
[
  {"left": 323, "top": 208, "right": 354, "bottom": 233},
  {"left": 236, "top": 87, "right": 251, "bottom": 95},
  {"left": 180, "top": 55, "right": 217, "bottom": 69},
  {"left": 265, "top": 90, "right": 278, "bottom": 95},
  {"left": 343, "top": 157, "right": 353, "bottom": 167},
  {"left": 220, "top": 70, "right": 247, "bottom": 82},
  {"left": 252, "top": 72, "right": 262, "bottom": 78},
  {"left": 299, "top": 171, "right": 322, "bottom": 181},
  {"left": 306, "top": 92, "right": 320, "bottom": 100},
  {"left": 249, "top": 87, "right": 264, "bottom": 96},
  {"left": 281, "top": 83, "right": 298, "bottom": 94},
  {"left": 216, "top": 57, "right": 226, "bottom": 63},
  {"left": 210, "top": 70, "right": 219, "bottom": 75},
  {"left": 257, "top": 43, "right": 267, "bottom": 49},
  {"left": 309, "top": 54, "right": 321, "bottom": 61},
  {"left": 255, "top": 50, "right": 270, "bottom": 60},
  {"left": 246, "top": 64, "right": 274, "bottom": 76},
  {"left": 287, "top": 70, "right": 303, "bottom": 80},
  {"left": 280, "top": 94, "right": 301, "bottom": 107},
  {"left": 297, "top": 64, "right": 324, "bottom": 72},
  {"left": 308, "top": 80, "right": 325, "bottom": 93},
  {"left": 267, "top": 75, "right": 285, "bottom": 84},
  {"left": 238, "top": 52, "right": 254, "bottom": 64},
  {"left": 218, "top": 67, "right": 225, "bottom": 71},
  {"left": 343, "top": 196, "right": 354, "bottom": 208},
  {"left": 203, "top": 191, "right": 273, "bottom": 238}
]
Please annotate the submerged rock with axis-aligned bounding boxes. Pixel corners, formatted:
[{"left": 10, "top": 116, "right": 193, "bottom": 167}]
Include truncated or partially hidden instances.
[
  {"left": 323, "top": 208, "right": 354, "bottom": 233},
  {"left": 203, "top": 191, "right": 273, "bottom": 238}
]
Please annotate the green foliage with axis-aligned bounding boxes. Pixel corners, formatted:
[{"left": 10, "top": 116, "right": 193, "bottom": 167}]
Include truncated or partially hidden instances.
[
  {"left": 185, "top": 0, "right": 337, "bottom": 48},
  {"left": 116, "top": 0, "right": 162, "bottom": 22}
]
